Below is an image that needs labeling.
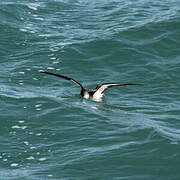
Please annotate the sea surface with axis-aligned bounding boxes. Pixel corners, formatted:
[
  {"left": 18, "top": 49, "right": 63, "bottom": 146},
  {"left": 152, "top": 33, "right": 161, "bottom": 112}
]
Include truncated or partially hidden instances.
[{"left": 0, "top": 0, "right": 180, "bottom": 179}]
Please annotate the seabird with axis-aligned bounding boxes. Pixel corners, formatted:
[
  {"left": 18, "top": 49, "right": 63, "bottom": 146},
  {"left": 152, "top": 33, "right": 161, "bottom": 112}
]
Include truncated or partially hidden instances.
[{"left": 41, "top": 71, "right": 140, "bottom": 102}]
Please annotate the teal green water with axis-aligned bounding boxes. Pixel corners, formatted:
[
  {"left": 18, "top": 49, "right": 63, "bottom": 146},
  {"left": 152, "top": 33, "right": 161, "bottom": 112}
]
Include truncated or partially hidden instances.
[{"left": 1, "top": 0, "right": 180, "bottom": 179}]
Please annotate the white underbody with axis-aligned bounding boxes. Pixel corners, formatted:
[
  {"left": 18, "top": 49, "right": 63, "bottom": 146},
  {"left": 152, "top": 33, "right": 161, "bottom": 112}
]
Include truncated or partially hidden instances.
[
  {"left": 92, "top": 91, "right": 104, "bottom": 101},
  {"left": 83, "top": 91, "right": 104, "bottom": 102},
  {"left": 83, "top": 92, "right": 90, "bottom": 99}
]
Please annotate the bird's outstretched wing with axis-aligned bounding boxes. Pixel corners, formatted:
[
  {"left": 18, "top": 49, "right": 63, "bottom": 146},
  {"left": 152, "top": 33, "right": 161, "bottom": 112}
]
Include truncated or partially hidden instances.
[
  {"left": 94, "top": 82, "right": 140, "bottom": 95},
  {"left": 40, "top": 71, "right": 85, "bottom": 90}
]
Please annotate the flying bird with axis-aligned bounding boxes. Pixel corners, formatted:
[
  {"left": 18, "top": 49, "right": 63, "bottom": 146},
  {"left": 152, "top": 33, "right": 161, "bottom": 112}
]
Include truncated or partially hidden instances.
[{"left": 40, "top": 71, "right": 140, "bottom": 102}]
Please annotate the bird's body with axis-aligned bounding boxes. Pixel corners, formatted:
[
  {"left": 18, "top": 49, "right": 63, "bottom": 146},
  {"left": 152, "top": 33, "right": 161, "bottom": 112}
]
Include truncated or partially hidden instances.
[{"left": 41, "top": 71, "right": 140, "bottom": 102}]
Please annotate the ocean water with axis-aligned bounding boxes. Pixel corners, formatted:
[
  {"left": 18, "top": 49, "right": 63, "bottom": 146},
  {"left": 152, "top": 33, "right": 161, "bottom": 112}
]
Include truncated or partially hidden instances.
[{"left": 0, "top": 0, "right": 180, "bottom": 179}]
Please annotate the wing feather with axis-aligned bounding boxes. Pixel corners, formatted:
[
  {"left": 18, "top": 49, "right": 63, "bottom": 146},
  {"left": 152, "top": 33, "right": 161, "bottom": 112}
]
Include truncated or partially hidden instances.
[
  {"left": 40, "top": 71, "right": 84, "bottom": 90},
  {"left": 94, "top": 82, "right": 140, "bottom": 95}
]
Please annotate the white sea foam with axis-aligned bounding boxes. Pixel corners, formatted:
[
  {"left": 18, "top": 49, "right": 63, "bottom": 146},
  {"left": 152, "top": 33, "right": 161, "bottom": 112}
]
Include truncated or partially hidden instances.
[
  {"left": 39, "top": 157, "right": 47, "bottom": 161},
  {"left": 11, "top": 125, "right": 27, "bottom": 130},
  {"left": 36, "top": 133, "right": 42, "bottom": 136},
  {"left": 36, "top": 108, "right": 42, "bottom": 111},
  {"left": 20, "top": 29, "right": 28, "bottom": 32},
  {"left": 47, "top": 67, "right": 55, "bottom": 70},
  {"left": 26, "top": 156, "right": 35, "bottom": 160},
  {"left": 35, "top": 104, "right": 42, "bottom": 108},
  {"left": 34, "top": 17, "right": 44, "bottom": 21},
  {"left": 10, "top": 163, "right": 18, "bottom": 167},
  {"left": 28, "top": 5, "right": 38, "bottom": 11},
  {"left": 23, "top": 141, "right": 29, "bottom": 146},
  {"left": 50, "top": 57, "right": 56, "bottom": 60},
  {"left": 18, "top": 121, "right": 25, "bottom": 123}
]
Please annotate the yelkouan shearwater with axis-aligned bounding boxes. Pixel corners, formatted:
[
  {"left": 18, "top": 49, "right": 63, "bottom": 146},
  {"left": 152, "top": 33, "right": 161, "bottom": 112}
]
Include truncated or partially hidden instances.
[{"left": 41, "top": 71, "right": 140, "bottom": 102}]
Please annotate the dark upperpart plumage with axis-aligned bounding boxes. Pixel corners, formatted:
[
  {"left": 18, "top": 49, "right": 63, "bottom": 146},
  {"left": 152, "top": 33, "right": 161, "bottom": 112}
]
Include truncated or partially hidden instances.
[{"left": 40, "top": 71, "right": 141, "bottom": 102}]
